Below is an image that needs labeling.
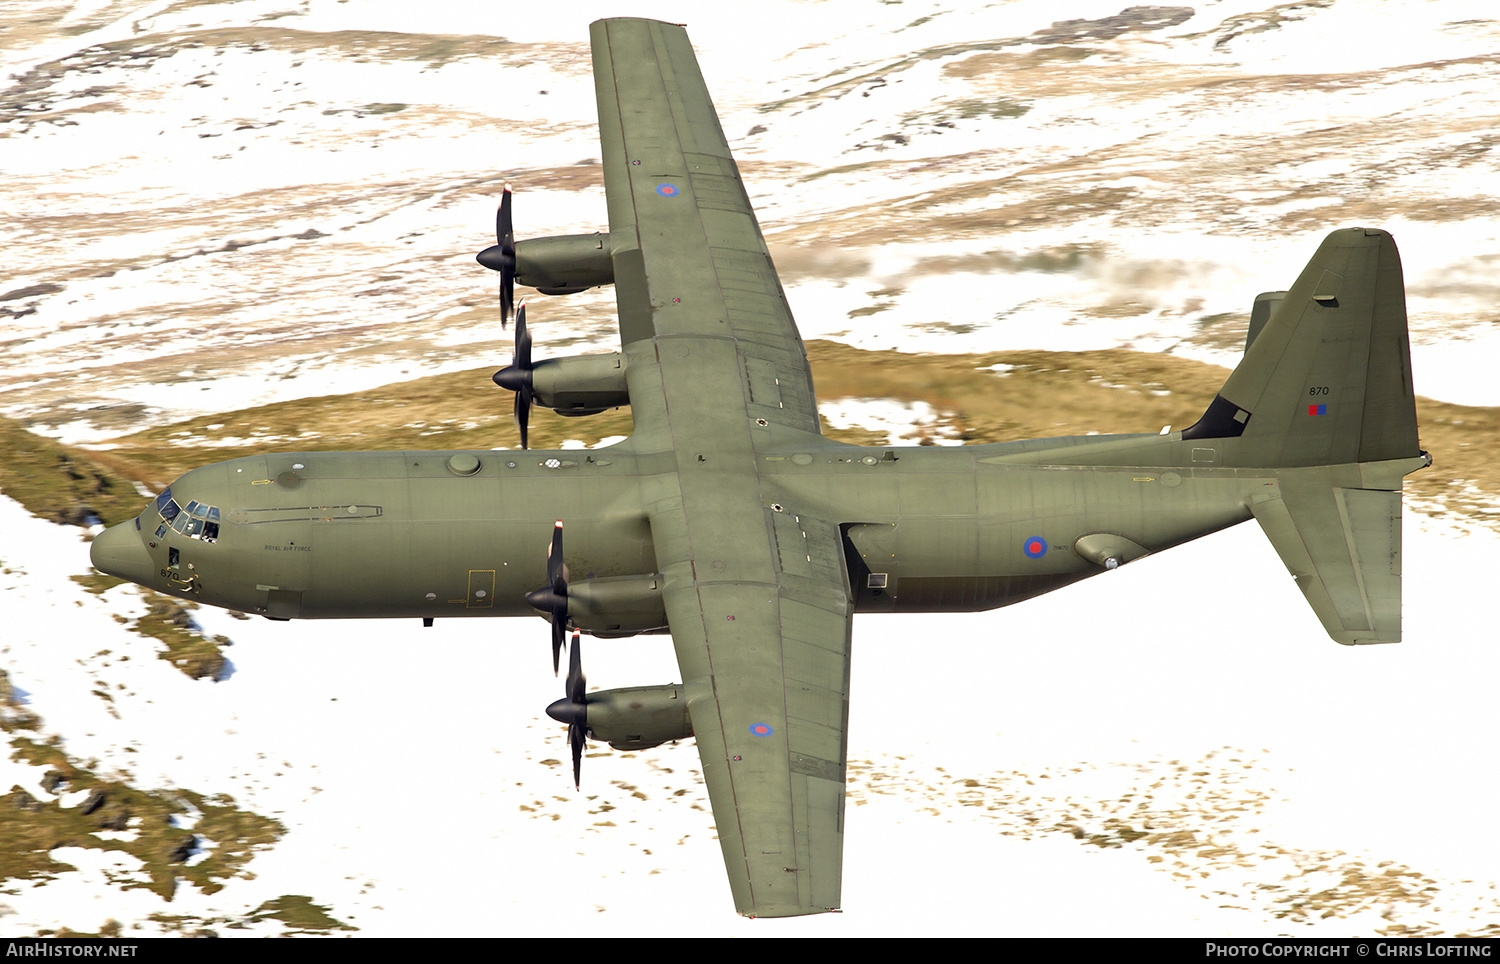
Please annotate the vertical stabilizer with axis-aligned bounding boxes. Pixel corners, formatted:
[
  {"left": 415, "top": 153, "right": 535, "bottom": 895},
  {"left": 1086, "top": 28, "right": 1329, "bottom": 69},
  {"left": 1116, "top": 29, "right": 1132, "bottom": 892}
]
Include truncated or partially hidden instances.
[{"left": 1184, "top": 228, "right": 1420, "bottom": 468}]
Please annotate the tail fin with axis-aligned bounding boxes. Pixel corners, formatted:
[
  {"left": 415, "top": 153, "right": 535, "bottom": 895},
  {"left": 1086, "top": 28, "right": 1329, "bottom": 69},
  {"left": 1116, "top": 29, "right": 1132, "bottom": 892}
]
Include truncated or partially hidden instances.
[
  {"left": 1183, "top": 227, "right": 1420, "bottom": 467},
  {"left": 1187, "top": 229, "right": 1429, "bottom": 644}
]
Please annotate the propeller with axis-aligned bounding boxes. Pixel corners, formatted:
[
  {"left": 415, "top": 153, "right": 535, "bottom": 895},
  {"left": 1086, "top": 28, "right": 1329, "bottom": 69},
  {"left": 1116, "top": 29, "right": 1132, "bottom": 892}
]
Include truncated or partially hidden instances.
[
  {"left": 492, "top": 302, "right": 534, "bottom": 449},
  {"left": 476, "top": 184, "right": 516, "bottom": 328},
  {"left": 545, "top": 630, "right": 588, "bottom": 789},
  {"left": 523, "top": 521, "right": 569, "bottom": 674}
]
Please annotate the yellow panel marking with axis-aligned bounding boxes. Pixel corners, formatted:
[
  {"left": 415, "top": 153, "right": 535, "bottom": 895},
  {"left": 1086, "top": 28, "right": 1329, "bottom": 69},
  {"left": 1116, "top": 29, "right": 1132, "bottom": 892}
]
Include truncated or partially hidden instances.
[{"left": 467, "top": 569, "right": 497, "bottom": 609}]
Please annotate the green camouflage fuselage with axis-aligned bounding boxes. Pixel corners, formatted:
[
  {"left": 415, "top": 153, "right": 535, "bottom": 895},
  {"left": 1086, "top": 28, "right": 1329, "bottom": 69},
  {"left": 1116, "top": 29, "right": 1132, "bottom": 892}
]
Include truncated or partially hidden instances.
[{"left": 110, "top": 430, "right": 1303, "bottom": 623}]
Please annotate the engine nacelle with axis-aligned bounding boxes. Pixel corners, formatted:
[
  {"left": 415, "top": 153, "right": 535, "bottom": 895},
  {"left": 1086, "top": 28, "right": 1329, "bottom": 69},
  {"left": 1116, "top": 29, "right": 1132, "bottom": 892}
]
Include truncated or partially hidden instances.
[
  {"left": 567, "top": 572, "right": 665, "bottom": 637},
  {"left": 515, "top": 233, "right": 614, "bottom": 294},
  {"left": 530, "top": 353, "right": 630, "bottom": 416},
  {"left": 585, "top": 683, "right": 693, "bottom": 750}
]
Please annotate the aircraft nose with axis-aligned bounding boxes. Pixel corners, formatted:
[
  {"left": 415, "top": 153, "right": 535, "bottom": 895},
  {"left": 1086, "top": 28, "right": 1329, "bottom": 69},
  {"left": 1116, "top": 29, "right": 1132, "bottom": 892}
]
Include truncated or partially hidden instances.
[{"left": 90, "top": 521, "right": 156, "bottom": 586}]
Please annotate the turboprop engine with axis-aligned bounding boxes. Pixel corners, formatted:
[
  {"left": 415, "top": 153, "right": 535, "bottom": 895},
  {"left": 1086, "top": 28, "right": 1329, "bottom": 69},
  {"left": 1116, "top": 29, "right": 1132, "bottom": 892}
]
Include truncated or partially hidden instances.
[
  {"left": 546, "top": 634, "right": 693, "bottom": 788},
  {"left": 524, "top": 524, "right": 689, "bottom": 788},
  {"left": 489, "top": 304, "right": 630, "bottom": 448},
  {"left": 552, "top": 681, "right": 693, "bottom": 752},
  {"left": 525, "top": 523, "right": 667, "bottom": 674},
  {"left": 475, "top": 188, "right": 630, "bottom": 448},
  {"left": 475, "top": 185, "right": 614, "bottom": 323},
  {"left": 512, "top": 232, "right": 614, "bottom": 294}
]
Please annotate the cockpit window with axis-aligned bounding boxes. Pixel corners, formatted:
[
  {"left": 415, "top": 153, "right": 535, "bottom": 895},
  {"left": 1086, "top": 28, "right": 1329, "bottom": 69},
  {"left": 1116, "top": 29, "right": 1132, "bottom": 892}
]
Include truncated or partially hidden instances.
[{"left": 155, "top": 488, "right": 221, "bottom": 544}]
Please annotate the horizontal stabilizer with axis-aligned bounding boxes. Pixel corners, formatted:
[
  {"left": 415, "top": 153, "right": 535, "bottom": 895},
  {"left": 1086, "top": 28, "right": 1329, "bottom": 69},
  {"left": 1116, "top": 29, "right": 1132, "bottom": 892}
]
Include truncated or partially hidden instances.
[{"left": 1250, "top": 474, "right": 1405, "bottom": 645}]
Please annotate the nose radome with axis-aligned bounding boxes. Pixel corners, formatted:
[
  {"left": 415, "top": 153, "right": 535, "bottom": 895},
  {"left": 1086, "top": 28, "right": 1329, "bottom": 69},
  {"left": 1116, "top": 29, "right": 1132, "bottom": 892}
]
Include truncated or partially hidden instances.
[{"left": 90, "top": 522, "right": 156, "bottom": 586}]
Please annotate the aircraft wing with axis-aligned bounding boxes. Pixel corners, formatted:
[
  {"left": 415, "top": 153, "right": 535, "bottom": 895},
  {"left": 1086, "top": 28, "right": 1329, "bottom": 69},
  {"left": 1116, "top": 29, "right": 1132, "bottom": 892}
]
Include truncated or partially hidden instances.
[
  {"left": 590, "top": 19, "right": 852, "bottom": 916},
  {"left": 591, "top": 17, "right": 821, "bottom": 436},
  {"left": 653, "top": 508, "right": 853, "bottom": 917}
]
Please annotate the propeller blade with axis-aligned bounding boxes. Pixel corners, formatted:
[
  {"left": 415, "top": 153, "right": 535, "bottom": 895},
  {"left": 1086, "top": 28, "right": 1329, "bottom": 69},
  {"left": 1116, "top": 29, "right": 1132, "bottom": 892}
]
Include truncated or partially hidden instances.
[
  {"left": 565, "top": 630, "right": 585, "bottom": 704},
  {"left": 476, "top": 184, "right": 516, "bottom": 328},
  {"left": 498, "top": 186, "right": 514, "bottom": 329},
  {"left": 514, "top": 388, "right": 531, "bottom": 451},
  {"left": 569, "top": 720, "right": 585, "bottom": 790},
  {"left": 496, "top": 184, "right": 513, "bottom": 248},
  {"left": 493, "top": 302, "right": 535, "bottom": 449},
  {"left": 566, "top": 632, "right": 585, "bottom": 788},
  {"left": 515, "top": 302, "right": 531, "bottom": 370},
  {"left": 544, "top": 630, "right": 588, "bottom": 789},
  {"left": 523, "top": 521, "right": 568, "bottom": 674},
  {"left": 546, "top": 520, "right": 564, "bottom": 592},
  {"left": 515, "top": 304, "right": 531, "bottom": 448}
]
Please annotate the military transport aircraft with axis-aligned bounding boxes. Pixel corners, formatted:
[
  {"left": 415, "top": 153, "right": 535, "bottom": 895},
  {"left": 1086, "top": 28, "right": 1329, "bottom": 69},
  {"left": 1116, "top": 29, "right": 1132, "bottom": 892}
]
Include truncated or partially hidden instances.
[{"left": 91, "top": 18, "right": 1430, "bottom": 918}]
